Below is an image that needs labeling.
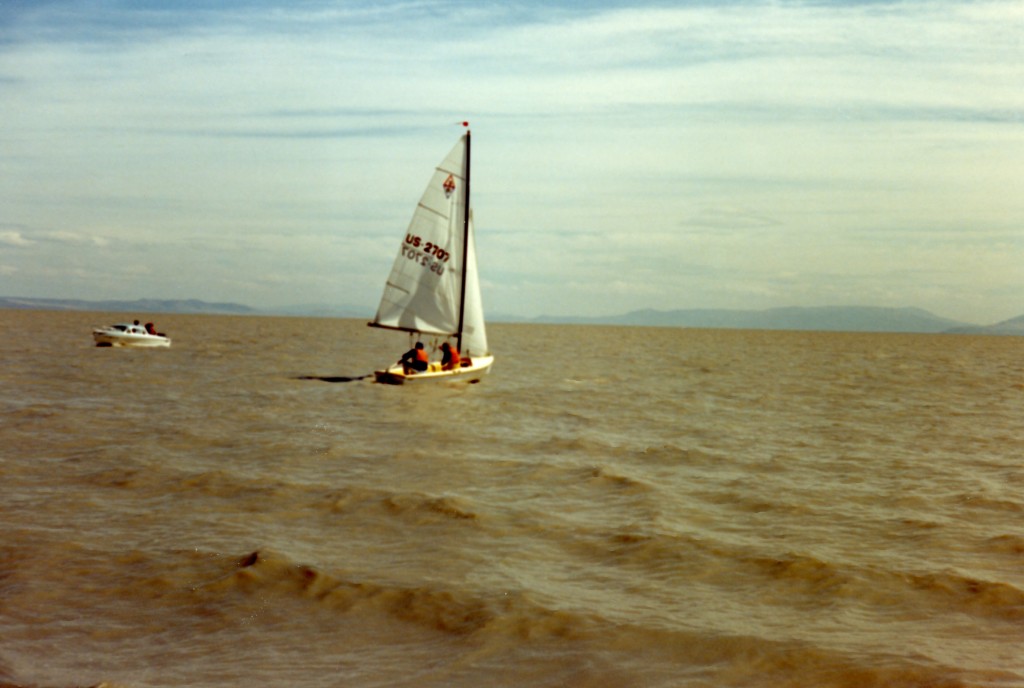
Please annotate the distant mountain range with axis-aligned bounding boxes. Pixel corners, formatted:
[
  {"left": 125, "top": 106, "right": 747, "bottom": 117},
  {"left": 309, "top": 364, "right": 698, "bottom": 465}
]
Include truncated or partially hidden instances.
[
  {"left": 528, "top": 306, "right": 1024, "bottom": 335},
  {"left": 946, "top": 314, "right": 1024, "bottom": 336},
  {"left": 530, "top": 306, "right": 970, "bottom": 333},
  {"left": 3, "top": 297, "right": 1022, "bottom": 335},
  {"left": 0, "top": 296, "right": 258, "bottom": 315},
  {"left": 0, "top": 296, "right": 367, "bottom": 319}
]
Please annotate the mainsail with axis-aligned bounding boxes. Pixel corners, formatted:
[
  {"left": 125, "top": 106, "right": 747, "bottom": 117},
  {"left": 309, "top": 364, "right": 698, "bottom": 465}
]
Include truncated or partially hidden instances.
[{"left": 370, "top": 133, "right": 489, "bottom": 357}]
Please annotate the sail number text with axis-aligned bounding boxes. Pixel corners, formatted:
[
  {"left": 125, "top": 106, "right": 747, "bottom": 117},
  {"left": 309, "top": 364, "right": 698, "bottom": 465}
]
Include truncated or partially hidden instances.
[
  {"left": 402, "top": 234, "right": 450, "bottom": 275},
  {"left": 405, "top": 234, "right": 451, "bottom": 262},
  {"left": 399, "top": 232, "right": 448, "bottom": 272}
]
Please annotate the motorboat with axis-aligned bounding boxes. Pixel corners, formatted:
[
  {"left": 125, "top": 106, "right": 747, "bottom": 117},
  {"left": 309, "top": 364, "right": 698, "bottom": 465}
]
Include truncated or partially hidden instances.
[{"left": 92, "top": 322, "right": 171, "bottom": 348}]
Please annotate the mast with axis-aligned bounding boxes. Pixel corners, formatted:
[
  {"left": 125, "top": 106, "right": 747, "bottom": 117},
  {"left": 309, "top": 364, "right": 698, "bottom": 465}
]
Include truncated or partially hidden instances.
[{"left": 455, "top": 126, "right": 471, "bottom": 354}]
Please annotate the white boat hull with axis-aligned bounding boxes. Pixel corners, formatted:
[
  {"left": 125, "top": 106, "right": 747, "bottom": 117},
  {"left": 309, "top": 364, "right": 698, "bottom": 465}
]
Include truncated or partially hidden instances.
[
  {"left": 93, "top": 326, "right": 171, "bottom": 348},
  {"left": 374, "top": 355, "right": 493, "bottom": 385}
]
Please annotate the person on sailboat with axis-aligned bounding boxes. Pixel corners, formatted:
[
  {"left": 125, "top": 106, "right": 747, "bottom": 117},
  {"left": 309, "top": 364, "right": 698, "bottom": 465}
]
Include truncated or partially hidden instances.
[
  {"left": 400, "top": 342, "right": 430, "bottom": 374},
  {"left": 440, "top": 342, "right": 461, "bottom": 371}
]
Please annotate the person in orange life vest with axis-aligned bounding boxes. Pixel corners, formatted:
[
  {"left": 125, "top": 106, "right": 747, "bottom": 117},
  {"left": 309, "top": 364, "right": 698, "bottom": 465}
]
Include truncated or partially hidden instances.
[
  {"left": 440, "top": 342, "right": 461, "bottom": 370},
  {"left": 401, "top": 342, "right": 430, "bottom": 374}
]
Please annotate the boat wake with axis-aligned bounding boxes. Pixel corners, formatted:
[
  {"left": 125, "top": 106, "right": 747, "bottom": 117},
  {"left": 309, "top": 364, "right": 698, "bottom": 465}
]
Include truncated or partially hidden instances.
[{"left": 294, "top": 374, "right": 371, "bottom": 383}]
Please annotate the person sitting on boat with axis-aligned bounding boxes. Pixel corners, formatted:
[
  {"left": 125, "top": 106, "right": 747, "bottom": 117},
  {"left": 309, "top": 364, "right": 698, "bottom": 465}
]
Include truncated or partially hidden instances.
[
  {"left": 145, "top": 322, "right": 157, "bottom": 335},
  {"left": 440, "top": 342, "right": 461, "bottom": 371},
  {"left": 400, "top": 342, "right": 430, "bottom": 374}
]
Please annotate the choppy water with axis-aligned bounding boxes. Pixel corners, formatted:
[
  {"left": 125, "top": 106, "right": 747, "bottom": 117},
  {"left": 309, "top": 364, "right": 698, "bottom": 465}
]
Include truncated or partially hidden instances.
[{"left": 2, "top": 309, "right": 1023, "bottom": 687}]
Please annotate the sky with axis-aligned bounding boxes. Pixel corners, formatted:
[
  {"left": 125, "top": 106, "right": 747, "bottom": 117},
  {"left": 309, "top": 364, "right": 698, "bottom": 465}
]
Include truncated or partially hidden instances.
[{"left": 1, "top": 0, "right": 1022, "bottom": 324}]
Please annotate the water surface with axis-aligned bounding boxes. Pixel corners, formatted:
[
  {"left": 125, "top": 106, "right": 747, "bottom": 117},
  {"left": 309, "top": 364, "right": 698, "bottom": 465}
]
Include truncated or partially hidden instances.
[{"left": 2, "top": 310, "right": 1023, "bottom": 687}]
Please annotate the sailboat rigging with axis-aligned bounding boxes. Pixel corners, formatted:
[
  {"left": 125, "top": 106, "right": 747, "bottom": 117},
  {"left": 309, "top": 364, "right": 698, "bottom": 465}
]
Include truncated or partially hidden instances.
[{"left": 369, "top": 126, "right": 494, "bottom": 384}]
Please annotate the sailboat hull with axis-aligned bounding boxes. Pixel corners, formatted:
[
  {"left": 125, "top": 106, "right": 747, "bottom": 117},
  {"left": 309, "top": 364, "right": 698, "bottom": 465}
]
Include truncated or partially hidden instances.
[{"left": 374, "top": 355, "right": 494, "bottom": 385}]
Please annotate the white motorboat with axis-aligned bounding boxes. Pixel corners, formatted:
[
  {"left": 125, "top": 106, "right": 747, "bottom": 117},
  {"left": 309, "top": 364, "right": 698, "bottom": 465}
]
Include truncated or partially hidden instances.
[
  {"left": 92, "top": 322, "right": 171, "bottom": 348},
  {"left": 369, "top": 125, "right": 493, "bottom": 385}
]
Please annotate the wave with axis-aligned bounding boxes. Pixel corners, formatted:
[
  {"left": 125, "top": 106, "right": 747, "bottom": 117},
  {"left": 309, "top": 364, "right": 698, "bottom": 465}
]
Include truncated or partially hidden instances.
[
  {"left": 178, "top": 469, "right": 289, "bottom": 502},
  {"left": 735, "top": 538, "right": 1024, "bottom": 623},
  {"left": 636, "top": 444, "right": 723, "bottom": 466},
  {"left": 382, "top": 493, "right": 479, "bottom": 522},
  {"left": 191, "top": 549, "right": 1006, "bottom": 688},
  {"left": 60, "top": 449, "right": 1024, "bottom": 632},
  {"left": 954, "top": 492, "right": 1024, "bottom": 513},
  {"left": 74, "top": 455, "right": 486, "bottom": 529},
  {"left": 743, "top": 551, "right": 1024, "bottom": 623},
  {"left": 560, "top": 524, "right": 1024, "bottom": 627},
  {"left": 690, "top": 487, "right": 814, "bottom": 518},
  {"left": 4, "top": 535, "right": 1017, "bottom": 688},
  {"left": 320, "top": 485, "right": 480, "bottom": 526},
  {"left": 526, "top": 433, "right": 623, "bottom": 457},
  {"left": 746, "top": 552, "right": 851, "bottom": 594},
  {"left": 3, "top": 403, "right": 62, "bottom": 422},
  {"left": 588, "top": 531, "right": 721, "bottom": 584},
  {"left": 898, "top": 569, "right": 1024, "bottom": 622},
  {"left": 985, "top": 534, "right": 1024, "bottom": 556},
  {"left": 584, "top": 465, "right": 652, "bottom": 492},
  {"left": 198, "top": 549, "right": 584, "bottom": 638}
]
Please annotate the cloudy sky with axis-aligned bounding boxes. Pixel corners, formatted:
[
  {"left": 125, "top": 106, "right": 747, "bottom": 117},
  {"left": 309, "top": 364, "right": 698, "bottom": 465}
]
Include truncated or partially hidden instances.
[{"left": 2, "top": 0, "right": 1022, "bottom": 324}]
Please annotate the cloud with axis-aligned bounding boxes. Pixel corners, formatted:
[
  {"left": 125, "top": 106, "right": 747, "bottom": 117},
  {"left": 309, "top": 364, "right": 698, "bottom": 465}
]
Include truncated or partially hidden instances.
[
  {"left": 686, "top": 206, "right": 780, "bottom": 231},
  {"left": 0, "top": 1, "right": 1022, "bottom": 323},
  {"left": 35, "top": 231, "right": 111, "bottom": 247},
  {"left": 0, "top": 230, "right": 34, "bottom": 247}
]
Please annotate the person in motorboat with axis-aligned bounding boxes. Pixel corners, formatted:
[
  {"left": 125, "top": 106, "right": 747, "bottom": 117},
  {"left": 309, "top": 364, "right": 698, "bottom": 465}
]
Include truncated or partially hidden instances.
[
  {"left": 400, "top": 342, "right": 429, "bottom": 374},
  {"left": 440, "top": 342, "right": 461, "bottom": 370},
  {"left": 145, "top": 322, "right": 157, "bottom": 335}
]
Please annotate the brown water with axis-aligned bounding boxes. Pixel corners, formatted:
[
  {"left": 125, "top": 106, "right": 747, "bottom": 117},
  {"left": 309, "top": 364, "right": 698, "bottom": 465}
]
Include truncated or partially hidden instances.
[{"left": 2, "top": 309, "right": 1023, "bottom": 687}]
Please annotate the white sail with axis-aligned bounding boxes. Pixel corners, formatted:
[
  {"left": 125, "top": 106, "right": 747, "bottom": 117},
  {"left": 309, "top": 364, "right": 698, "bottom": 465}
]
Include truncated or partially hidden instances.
[
  {"left": 460, "top": 212, "right": 488, "bottom": 357},
  {"left": 372, "top": 136, "right": 469, "bottom": 339}
]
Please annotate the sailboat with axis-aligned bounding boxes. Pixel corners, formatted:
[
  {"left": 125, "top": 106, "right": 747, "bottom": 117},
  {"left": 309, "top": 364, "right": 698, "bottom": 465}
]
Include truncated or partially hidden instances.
[{"left": 369, "top": 126, "right": 494, "bottom": 385}]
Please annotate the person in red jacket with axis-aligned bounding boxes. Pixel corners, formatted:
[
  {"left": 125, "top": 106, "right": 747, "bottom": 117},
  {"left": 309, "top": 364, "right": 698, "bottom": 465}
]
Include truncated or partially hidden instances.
[
  {"left": 440, "top": 342, "right": 461, "bottom": 370},
  {"left": 401, "top": 342, "right": 429, "bottom": 374}
]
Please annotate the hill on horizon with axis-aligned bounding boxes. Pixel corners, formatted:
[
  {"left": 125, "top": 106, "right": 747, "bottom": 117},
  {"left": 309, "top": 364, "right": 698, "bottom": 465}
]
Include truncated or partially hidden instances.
[
  {"left": 946, "top": 314, "right": 1024, "bottom": 336},
  {"left": 0, "top": 296, "right": 257, "bottom": 315},
  {"left": 530, "top": 305, "right": 977, "bottom": 334},
  {"left": 4, "top": 296, "right": 1022, "bottom": 335}
]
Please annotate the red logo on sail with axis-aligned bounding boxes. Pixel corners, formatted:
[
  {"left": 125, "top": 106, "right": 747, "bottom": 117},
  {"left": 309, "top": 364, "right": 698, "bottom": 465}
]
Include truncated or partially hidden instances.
[{"left": 443, "top": 174, "right": 456, "bottom": 197}]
